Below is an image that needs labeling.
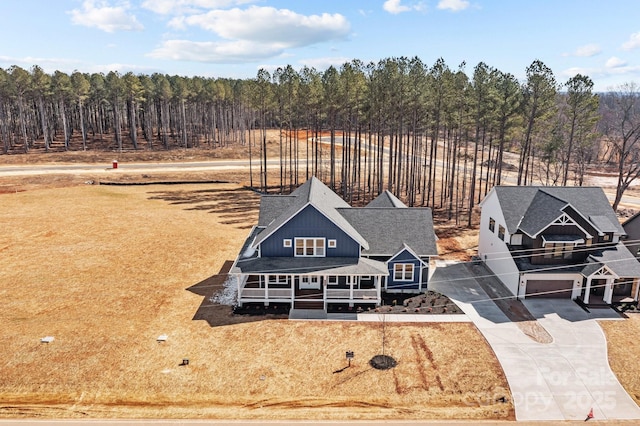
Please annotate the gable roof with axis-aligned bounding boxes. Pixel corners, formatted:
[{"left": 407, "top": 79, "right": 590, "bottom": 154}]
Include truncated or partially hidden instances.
[
  {"left": 518, "top": 190, "right": 569, "bottom": 237},
  {"left": 365, "top": 191, "right": 407, "bottom": 208},
  {"left": 387, "top": 243, "right": 429, "bottom": 265},
  {"left": 582, "top": 243, "right": 640, "bottom": 278},
  {"left": 252, "top": 177, "right": 369, "bottom": 249},
  {"left": 491, "top": 186, "right": 624, "bottom": 236},
  {"left": 337, "top": 207, "right": 438, "bottom": 256}
]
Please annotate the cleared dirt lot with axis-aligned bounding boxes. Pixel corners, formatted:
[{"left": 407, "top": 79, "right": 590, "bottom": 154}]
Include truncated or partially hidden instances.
[{"left": 0, "top": 179, "right": 512, "bottom": 420}]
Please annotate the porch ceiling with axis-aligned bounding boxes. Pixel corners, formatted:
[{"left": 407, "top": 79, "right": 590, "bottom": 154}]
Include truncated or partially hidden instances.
[{"left": 233, "top": 256, "right": 388, "bottom": 276}]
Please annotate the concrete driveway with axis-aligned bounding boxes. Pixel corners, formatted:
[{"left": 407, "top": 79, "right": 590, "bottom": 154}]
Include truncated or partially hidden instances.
[{"left": 430, "top": 262, "right": 640, "bottom": 422}]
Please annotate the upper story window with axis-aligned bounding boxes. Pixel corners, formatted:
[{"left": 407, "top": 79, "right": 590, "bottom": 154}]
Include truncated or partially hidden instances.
[
  {"left": 295, "top": 238, "right": 325, "bottom": 257},
  {"left": 498, "top": 225, "right": 505, "bottom": 241},
  {"left": 393, "top": 263, "right": 414, "bottom": 281},
  {"left": 328, "top": 239, "right": 337, "bottom": 248},
  {"left": 489, "top": 218, "right": 495, "bottom": 232},
  {"left": 544, "top": 243, "right": 574, "bottom": 259}
]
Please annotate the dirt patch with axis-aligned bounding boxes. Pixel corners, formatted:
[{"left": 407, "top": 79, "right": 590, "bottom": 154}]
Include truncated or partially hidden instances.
[{"left": 436, "top": 225, "right": 479, "bottom": 261}]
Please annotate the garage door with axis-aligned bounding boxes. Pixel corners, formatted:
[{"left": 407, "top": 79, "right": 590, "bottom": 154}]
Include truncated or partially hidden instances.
[{"left": 525, "top": 280, "right": 574, "bottom": 298}]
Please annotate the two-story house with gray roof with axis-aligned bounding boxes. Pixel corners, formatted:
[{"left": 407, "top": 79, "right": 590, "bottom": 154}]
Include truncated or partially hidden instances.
[
  {"left": 478, "top": 186, "right": 640, "bottom": 305},
  {"left": 230, "top": 177, "right": 438, "bottom": 316}
]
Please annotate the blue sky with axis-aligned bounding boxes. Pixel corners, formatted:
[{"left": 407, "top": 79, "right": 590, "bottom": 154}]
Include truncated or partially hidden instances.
[{"left": 1, "top": 0, "right": 639, "bottom": 91}]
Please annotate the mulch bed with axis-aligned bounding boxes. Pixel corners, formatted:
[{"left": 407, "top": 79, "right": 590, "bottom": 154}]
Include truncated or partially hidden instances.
[{"left": 231, "top": 291, "right": 463, "bottom": 316}]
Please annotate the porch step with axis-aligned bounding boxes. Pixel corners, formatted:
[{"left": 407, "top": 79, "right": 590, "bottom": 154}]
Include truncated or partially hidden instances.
[
  {"left": 294, "top": 300, "right": 324, "bottom": 310},
  {"left": 289, "top": 309, "right": 328, "bottom": 320}
]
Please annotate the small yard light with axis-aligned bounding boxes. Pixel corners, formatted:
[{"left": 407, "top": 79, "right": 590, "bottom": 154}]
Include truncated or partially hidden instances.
[{"left": 346, "top": 350, "right": 354, "bottom": 367}]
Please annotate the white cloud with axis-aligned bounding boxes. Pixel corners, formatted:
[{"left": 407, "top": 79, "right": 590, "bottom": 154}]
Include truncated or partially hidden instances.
[
  {"left": 383, "top": 0, "right": 425, "bottom": 14},
  {"left": 383, "top": 0, "right": 410, "bottom": 14},
  {"left": 175, "top": 6, "right": 350, "bottom": 48},
  {"left": 606, "top": 56, "right": 627, "bottom": 68},
  {"left": 573, "top": 44, "right": 601, "bottom": 57},
  {"left": 0, "top": 55, "right": 83, "bottom": 71},
  {"left": 148, "top": 39, "right": 285, "bottom": 63},
  {"left": 141, "top": 0, "right": 254, "bottom": 15},
  {"left": 437, "top": 0, "right": 470, "bottom": 12},
  {"left": 622, "top": 32, "right": 640, "bottom": 50},
  {"left": 0, "top": 55, "right": 157, "bottom": 76},
  {"left": 69, "top": 0, "right": 143, "bottom": 33},
  {"left": 299, "top": 56, "right": 353, "bottom": 71}
]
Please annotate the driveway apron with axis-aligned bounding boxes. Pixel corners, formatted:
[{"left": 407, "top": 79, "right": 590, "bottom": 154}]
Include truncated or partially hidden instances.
[{"left": 430, "top": 262, "right": 640, "bottom": 421}]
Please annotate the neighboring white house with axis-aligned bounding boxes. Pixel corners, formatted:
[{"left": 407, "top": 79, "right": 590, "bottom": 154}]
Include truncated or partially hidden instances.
[{"left": 478, "top": 186, "right": 640, "bottom": 305}]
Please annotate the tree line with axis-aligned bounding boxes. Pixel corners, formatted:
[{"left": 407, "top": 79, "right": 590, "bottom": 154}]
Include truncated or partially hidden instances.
[{"left": 0, "top": 59, "right": 639, "bottom": 224}]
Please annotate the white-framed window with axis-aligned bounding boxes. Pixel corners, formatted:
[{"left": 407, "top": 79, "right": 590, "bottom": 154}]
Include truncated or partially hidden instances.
[
  {"left": 361, "top": 275, "right": 371, "bottom": 280},
  {"left": 498, "top": 225, "right": 505, "bottom": 241},
  {"left": 295, "top": 238, "right": 325, "bottom": 257},
  {"left": 327, "top": 276, "right": 338, "bottom": 285},
  {"left": 489, "top": 218, "right": 495, "bottom": 232},
  {"left": 268, "top": 275, "right": 288, "bottom": 284},
  {"left": 393, "top": 263, "right": 414, "bottom": 281},
  {"left": 328, "top": 239, "right": 337, "bottom": 248},
  {"left": 283, "top": 239, "right": 292, "bottom": 247}
]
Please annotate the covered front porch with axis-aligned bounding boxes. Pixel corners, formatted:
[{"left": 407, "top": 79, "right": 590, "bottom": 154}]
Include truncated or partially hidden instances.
[
  {"left": 581, "top": 273, "right": 639, "bottom": 306},
  {"left": 236, "top": 273, "right": 382, "bottom": 309},
  {"left": 231, "top": 256, "right": 388, "bottom": 310},
  {"left": 580, "top": 245, "right": 640, "bottom": 306}
]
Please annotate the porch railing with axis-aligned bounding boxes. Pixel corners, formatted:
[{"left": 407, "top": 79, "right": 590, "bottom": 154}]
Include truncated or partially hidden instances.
[
  {"left": 240, "top": 288, "right": 292, "bottom": 299},
  {"left": 326, "top": 288, "right": 378, "bottom": 299}
]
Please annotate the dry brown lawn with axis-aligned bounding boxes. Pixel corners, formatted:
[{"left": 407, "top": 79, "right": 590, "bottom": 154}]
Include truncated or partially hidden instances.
[
  {"left": 599, "top": 315, "right": 640, "bottom": 406},
  {"left": 0, "top": 179, "right": 512, "bottom": 420}
]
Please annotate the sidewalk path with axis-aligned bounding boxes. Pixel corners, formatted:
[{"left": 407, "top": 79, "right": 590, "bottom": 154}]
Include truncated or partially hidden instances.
[{"left": 429, "top": 262, "right": 640, "bottom": 421}]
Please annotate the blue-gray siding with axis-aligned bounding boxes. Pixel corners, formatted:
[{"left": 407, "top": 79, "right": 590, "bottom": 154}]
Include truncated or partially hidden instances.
[
  {"left": 260, "top": 204, "right": 361, "bottom": 257},
  {"left": 386, "top": 249, "right": 423, "bottom": 290}
]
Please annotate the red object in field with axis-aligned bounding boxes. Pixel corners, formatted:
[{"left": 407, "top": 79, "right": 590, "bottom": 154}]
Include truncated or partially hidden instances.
[{"left": 112, "top": 160, "right": 118, "bottom": 169}]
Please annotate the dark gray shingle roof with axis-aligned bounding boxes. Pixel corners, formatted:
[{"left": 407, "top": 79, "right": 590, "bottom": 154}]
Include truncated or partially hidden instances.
[
  {"left": 234, "top": 256, "right": 388, "bottom": 275},
  {"left": 365, "top": 191, "right": 407, "bottom": 208},
  {"left": 252, "top": 177, "right": 368, "bottom": 249},
  {"left": 518, "top": 190, "right": 568, "bottom": 237},
  {"left": 493, "top": 186, "right": 624, "bottom": 236},
  {"left": 257, "top": 196, "right": 296, "bottom": 227},
  {"left": 583, "top": 243, "right": 640, "bottom": 277},
  {"left": 337, "top": 207, "right": 438, "bottom": 256}
]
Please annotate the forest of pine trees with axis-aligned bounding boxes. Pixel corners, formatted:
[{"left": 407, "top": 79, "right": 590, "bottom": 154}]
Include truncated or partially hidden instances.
[{"left": 1, "top": 58, "right": 639, "bottom": 225}]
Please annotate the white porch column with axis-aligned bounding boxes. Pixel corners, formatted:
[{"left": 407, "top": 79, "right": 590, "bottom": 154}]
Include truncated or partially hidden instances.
[
  {"left": 323, "top": 276, "right": 327, "bottom": 311},
  {"left": 584, "top": 276, "right": 592, "bottom": 304},
  {"left": 236, "top": 274, "right": 243, "bottom": 305},
  {"left": 291, "top": 275, "right": 296, "bottom": 302},
  {"left": 376, "top": 276, "right": 382, "bottom": 304},
  {"left": 603, "top": 278, "right": 614, "bottom": 305},
  {"left": 349, "top": 277, "right": 354, "bottom": 307},
  {"left": 264, "top": 275, "right": 269, "bottom": 306}
]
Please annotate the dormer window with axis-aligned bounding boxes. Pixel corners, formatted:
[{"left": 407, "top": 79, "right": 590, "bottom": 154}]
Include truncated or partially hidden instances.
[{"left": 295, "top": 238, "right": 325, "bottom": 257}]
